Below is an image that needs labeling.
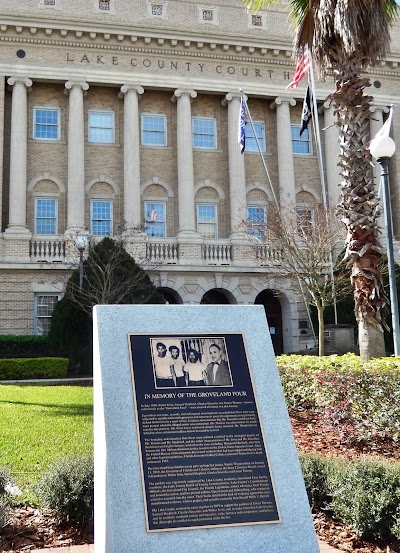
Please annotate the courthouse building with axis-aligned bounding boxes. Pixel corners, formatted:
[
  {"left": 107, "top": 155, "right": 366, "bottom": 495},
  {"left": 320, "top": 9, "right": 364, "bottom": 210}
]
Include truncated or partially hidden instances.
[{"left": 0, "top": 0, "right": 399, "bottom": 354}]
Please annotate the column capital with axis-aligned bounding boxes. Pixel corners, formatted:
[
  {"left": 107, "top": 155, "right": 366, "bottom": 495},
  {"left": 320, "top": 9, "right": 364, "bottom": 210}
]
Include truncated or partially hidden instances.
[
  {"left": 270, "top": 96, "right": 296, "bottom": 110},
  {"left": 64, "top": 81, "right": 89, "bottom": 94},
  {"left": 323, "top": 100, "right": 334, "bottom": 110},
  {"left": 171, "top": 89, "right": 197, "bottom": 102},
  {"left": 369, "top": 105, "right": 390, "bottom": 114},
  {"left": 7, "top": 77, "right": 32, "bottom": 88},
  {"left": 119, "top": 84, "right": 144, "bottom": 98},
  {"left": 222, "top": 91, "right": 245, "bottom": 106}
]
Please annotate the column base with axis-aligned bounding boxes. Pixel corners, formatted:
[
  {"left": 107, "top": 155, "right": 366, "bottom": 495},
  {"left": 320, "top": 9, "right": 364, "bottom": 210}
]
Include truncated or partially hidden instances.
[
  {"left": 3, "top": 228, "right": 31, "bottom": 262},
  {"left": 64, "top": 227, "right": 87, "bottom": 238},
  {"left": 4, "top": 225, "right": 32, "bottom": 239}
]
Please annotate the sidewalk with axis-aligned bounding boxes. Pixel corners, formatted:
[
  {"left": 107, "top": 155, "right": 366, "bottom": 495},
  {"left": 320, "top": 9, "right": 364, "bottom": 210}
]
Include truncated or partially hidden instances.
[{"left": 31, "top": 540, "right": 341, "bottom": 552}]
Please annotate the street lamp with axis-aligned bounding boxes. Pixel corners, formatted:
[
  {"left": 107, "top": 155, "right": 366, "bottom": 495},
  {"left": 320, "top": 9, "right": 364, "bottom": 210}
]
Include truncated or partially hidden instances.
[
  {"left": 75, "top": 234, "right": 89, "bottom": 290},
  {"left": 370, "top": 134, "right": 400, "bottom": 356}
]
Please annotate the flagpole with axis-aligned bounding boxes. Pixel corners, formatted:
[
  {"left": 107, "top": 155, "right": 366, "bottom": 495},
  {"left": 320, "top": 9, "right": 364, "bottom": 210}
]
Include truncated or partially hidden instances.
[
  {"left": 308, "top": 51, "right": 328, "bottom": 211},
  {"left": 240, "top": 90, "right": 280, "bottom": 211},
  {"left": 308, "top": 51, "right": 338, "bottom": 325},
  {"left": 240, "top": 89, "right": 318, "bottom": 347}
]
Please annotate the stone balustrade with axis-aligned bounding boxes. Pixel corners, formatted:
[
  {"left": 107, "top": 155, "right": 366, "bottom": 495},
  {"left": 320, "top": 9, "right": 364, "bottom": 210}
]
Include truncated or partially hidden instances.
[{"left": 23, "top": 235, "right": 288, "bottom": 268}]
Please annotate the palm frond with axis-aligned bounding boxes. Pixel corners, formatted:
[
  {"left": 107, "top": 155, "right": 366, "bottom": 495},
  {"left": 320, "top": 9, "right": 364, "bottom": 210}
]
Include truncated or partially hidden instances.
[{"left": 242, "top": 0, "right": 279, "bottom": 12}]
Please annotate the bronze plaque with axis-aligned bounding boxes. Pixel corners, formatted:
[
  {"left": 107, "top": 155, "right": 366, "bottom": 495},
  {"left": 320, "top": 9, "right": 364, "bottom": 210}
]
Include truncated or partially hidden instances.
[{"left": 128, "top": 333, "right": 280, "bottom": 532}]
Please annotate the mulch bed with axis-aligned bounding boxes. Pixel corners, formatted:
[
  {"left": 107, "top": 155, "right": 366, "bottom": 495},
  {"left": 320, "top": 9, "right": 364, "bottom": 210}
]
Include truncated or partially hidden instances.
[{"left": 0, "top": 409, "right": 399, "bottom": 552}]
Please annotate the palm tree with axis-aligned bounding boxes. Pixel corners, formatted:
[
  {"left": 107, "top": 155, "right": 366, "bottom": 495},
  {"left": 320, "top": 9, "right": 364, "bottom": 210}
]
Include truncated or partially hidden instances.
[{"left": 243, "top": 0, "right": 398, "bottom": 359}]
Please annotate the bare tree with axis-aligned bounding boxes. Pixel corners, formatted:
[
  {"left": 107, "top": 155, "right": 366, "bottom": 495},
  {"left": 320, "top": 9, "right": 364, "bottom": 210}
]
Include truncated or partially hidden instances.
[
  {"left": 248, "top": 205, "right": 349, "bottom": 356},
  {"left": 66, "top": 235, "right": 165, "bottom": 316}
]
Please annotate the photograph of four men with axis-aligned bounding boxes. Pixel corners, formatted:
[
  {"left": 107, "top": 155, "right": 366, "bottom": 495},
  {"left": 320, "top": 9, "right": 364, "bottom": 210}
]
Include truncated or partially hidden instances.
[{"left": 151, "top": 337, "right": 233, "bottom": 388}]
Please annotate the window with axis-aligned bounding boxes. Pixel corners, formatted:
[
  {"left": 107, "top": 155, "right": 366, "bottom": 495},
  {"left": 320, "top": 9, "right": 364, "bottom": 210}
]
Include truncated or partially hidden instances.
[
  {"left": 248, "top": 11, "right": 266, "bottom": 28},
  {"left": 245, "top": 121, "right": 266, "bottom": 152},
  {"left": 252, "top": 14, "right": 263, "bottom": 26},
  {"left": 151, "top": 4, "right": 163, "bottom": 15},
  {"left": 192, "top": 117, "right": 217, "bottom": 149},
  {"left": 197, "top": 204, "right": 218, "bottom": 239},
  {"left": 296, "top": 206, "right": 314, "bottom": 235},
  {"left": 291, "top": 125, "right": 311, "bottom": 154},
  {"left": 33, "top": 108, "right": 60, "bottom": 141},
  {"left": 148, "top": 1, "right": 167, "bottom": 18},
  {"left": 88, "top": 111, "right": 115, "bottom": 143},
  {"left": 202, "top": 9, "right": 213, "bottom": 21},
  {"left": 91, "top": 200, "right": 113, "bottom": 236},
  {"left": 198, "top": 6, "right": 218, "bottom": 24},
  {"left": 40, "top": 0, "right": 60, "bottom": 7},
  {"left": 145, "top": 202, "right": 166, "bottom": 237},
  {"left": 99, "top": 0, "right": 110, "bottom": 10},
  {"left": 34, "top": 294, "right": 59, "bottom": 336},
  {"left": 95, "top": 0, "right": 115, "bottom": 13},
  {"left": 35, "top": 198, "right": 57, "bottom": 235},
  {"left": 247, "top": 205, "right": 266, "bottom": 240},
  {"left": 141, "top": 114, "right": 167, "bottom": 146}
]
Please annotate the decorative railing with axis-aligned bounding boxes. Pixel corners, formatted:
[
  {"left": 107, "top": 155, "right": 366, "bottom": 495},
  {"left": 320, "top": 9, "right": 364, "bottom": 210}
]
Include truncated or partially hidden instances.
[
  {"left": 146, "top": 240, "right": 179, "bottom": 263},
  {"left": 255, "top": 242, "right": 284, "bottom": 265},
  {"left": 30, "top": 238, "right": 66, "bottom": 261},
  {"left": 202, "top": 242, "right": 232, "bottom": 265}
]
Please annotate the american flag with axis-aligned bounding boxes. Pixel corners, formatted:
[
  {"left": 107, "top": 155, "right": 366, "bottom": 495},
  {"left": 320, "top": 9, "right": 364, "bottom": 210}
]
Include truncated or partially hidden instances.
[
  {"left": 238, "top": 95, "right": 246, "bottom": 154},
  {"left": 148, "top": 208, "right": 158, "bottom": 222},
  {"left": 286, "top": 52, "right": 311, "bottom": 90}
]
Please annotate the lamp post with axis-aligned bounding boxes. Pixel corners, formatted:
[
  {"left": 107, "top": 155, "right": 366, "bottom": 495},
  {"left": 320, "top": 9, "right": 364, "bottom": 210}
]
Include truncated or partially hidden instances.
[
  {"left": 75, "top": 234, "right": 89, "bottom": 290},
  {"left": 370, "top": 135, "right": 400, "bottom": 356}
]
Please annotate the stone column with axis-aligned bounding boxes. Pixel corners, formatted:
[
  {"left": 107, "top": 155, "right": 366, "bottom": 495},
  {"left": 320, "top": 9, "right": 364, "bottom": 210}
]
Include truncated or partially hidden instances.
[
  {"left": 119, "top": 84, "right": 144, "bottom": 231},
  {"left": 370, "top": 106, "right": 388, "bottom": 233},
  {"left": 65, "top": 81, "right": 89, "bottom": 234},
  {"left": 270, "top": 97, "right": 296, "bottom": 210},
  {"left": 0, "top": 76, "right": 6, "bottom": 233},
  {"left": 224, "top": 93, "right": 247, "bottom": 238},
  {"left": 172, "top": 89, "right": 198, "bottom": 238},
  {"left": 5, "top": 77, "right": 32, "bottom": 235},
  {"left": 323, "top": 102, "right": 341, "bottom": 209}
]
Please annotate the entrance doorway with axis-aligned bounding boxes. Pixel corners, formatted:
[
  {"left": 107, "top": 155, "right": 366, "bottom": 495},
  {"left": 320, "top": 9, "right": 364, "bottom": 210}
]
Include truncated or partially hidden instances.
[
  {"left": 255, "top": 290, "right": 284, "bottom": 355},
  {"left": 201, "top": 289, "right": 234, "bottom": 304}
]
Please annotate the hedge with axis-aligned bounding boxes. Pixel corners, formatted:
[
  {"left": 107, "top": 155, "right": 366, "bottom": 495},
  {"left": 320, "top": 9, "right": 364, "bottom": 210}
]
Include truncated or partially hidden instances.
[
  {"left": 299, "top": 453, "right": 400, "bottom": 540},
  {"left": 277, "top": 353, "right": 400, "bottom": 444},
  {"left": 0, "top": 335, "right": 50, "bottom": 358},
  {"left": 0, "top": 357, "right": 68, "bottom": 380}
]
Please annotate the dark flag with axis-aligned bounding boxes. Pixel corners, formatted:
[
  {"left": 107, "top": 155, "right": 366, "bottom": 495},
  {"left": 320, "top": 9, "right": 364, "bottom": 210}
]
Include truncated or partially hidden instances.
[{"left": 300, "top": 85, "right": 312, "bottom": 137}]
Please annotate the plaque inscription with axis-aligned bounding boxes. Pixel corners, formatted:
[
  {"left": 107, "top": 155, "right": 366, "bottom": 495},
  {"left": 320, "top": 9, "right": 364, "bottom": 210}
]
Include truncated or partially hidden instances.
[{"left": 128, "top": 333, "right": 280, "bottom": 532}]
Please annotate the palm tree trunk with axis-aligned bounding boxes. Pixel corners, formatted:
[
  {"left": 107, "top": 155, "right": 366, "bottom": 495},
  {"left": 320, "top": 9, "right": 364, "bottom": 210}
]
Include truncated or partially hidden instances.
[
  {"left": 329, "top": 47, "right": 387, "bottom": 360},
  {"left": 358, "top": 320, "right": 386, "bottom": 360}
]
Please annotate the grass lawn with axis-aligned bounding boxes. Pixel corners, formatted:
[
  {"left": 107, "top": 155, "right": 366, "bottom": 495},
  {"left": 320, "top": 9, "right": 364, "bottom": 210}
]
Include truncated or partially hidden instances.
[{"left": 0, "top": 385, "right": 93, "bottom": 498}]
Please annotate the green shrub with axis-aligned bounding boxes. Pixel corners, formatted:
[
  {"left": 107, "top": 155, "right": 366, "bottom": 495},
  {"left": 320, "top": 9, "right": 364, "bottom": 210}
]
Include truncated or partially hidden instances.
[
  {"left": 327, "top": 459, "right": 400, "bottom": 539},
  {"left": 299, "top": 454, "right": 332, "bottom": 510},
  {"left": 299, "top": 454, "right": 400, "bottom": 540},
  {"left": 0, "top": 335, "right": 50, "bottom": 358},
  {"left": 37, "top": 455, "right": 94, "bottom": 524},
  {"left": 0, "top": 357, "right": 68, "bottom": 380},
  {"left": 277, "top": 354, "right": 400, "bottom": 443}
]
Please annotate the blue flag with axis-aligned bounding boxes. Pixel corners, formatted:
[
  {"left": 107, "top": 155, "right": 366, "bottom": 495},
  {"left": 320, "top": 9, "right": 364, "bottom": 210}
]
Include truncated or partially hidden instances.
[{"left": 238, "top": 96, "right": 246, "bottom": 154}]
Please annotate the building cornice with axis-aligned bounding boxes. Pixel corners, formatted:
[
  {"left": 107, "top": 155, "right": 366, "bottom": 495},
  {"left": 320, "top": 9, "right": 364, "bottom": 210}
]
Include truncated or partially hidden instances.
[
  {"left": 0, "top": 18, "right": 399, "bottom": 74},
  {"left": 0, "top": 15, "right": 294, "bottom": 58}
]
